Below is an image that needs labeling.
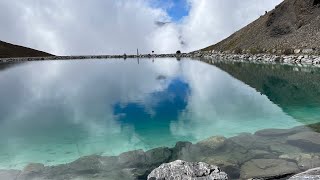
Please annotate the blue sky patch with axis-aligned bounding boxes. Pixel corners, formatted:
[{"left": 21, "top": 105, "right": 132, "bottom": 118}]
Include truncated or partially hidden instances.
[
  {"left": 113, "top": 78, "right": 190, "bottom": 140},
  {"left": 152, "top": 0, "right": 190, "bottom": 22}
]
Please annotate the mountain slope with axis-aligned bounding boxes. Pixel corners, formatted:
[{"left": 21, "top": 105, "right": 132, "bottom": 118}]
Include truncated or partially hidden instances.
[
  {"left": 203, "top": 0, "right": 320, "bottom": 53},
  {"left": 0, "top": 40, "right": 53, "bottom": 58}
]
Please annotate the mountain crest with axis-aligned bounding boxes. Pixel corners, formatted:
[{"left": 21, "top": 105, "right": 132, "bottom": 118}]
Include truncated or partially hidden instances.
[{"left": 203, "top": 0, "right": 320, "bottom": 54}]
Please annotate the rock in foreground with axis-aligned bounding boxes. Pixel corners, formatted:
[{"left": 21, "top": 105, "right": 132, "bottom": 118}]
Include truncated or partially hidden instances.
[
  {"left": 289, "top": 167, "right": 320, "bottom": 180},
  {"left": 147, "top": 160, "right": 228, "bottom": 180},
  {"left": 240, "top": 159, "right": 299, "bottom": 179}
]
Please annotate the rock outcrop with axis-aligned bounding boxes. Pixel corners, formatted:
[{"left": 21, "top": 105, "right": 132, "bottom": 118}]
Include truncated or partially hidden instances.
[{"left": 147, "top": 160, "right": 228, "bottom": 180}]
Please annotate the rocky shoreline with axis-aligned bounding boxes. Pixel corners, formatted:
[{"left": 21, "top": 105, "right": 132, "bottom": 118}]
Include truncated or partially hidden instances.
[
  {"left": 1, "top": 123, "right": 320, "bottom": 180},
  {"left": 191, "top": 51, "right": 320, "bottom": 67},
  {"left": 0, "top": 53, "right": 190, "bottom": 63},
  {"left": 1, "top": 51, "right": 320, "bottom": 68}
]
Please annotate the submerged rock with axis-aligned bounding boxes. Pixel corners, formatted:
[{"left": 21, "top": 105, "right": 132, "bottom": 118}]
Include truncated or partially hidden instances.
[
  {"left": 170, "top": 141, "right": 194, "bottom": 161},
  {"left": 287, "top": 132, "right": 320, "bottom": 152},
  {"left": 23, "top": 163, "right": 45, "bottom": 173},
  {"left": 145, "top": 147, "right": 172, "bottom": 165},
  {"left": 147, "top": 160, "right": 228, "bottom": 180},
  {"left": 289, "top": 167, "right": 320, "bottom": 180},
  {"left": 279, "top": 153, "right": 320, "bottom": 171},
  {"left": 240, "top": 159, "right": 299, "bottom": 179},
  {"left": 0, "top": 170, "right": 21, "bottom": 180},
  {"left": 17, "top": 163, "right": 45, "bottom": 180},
  {"left": 196, "top": 136, "right": 226, "bottom": 151},
  {"left": 255, "top": 128, "right": 301, "bottom": 137},
  {"left": 269, "top": 143, "right": 302, "bottom": 154},
  {"left": 201, "top": 156, "right": 240, "bottom": 179},
  {"left": 118, "top": 150, "right": 147, "bottom": 167}
]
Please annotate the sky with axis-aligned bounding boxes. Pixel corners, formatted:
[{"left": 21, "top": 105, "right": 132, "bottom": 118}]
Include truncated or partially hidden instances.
[
  {"left": 0, "top": 0, "right": 283, "bottom": 55},
  {"left": 152, "top": 0, "right": 190, "bottom": 21}
]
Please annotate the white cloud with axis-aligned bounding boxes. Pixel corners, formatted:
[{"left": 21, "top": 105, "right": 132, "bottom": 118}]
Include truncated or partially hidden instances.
[
  {"left": 170, "top": 60, "right": 299, "bottom": 140},
  {"left": 0, "top": 59, "right": 181, "bottom": 168},
  {"left": 180, "top": 0, "right": 283, "bottom": 51},
  {"left": 0, "top": 0, "right": 282, "bottom": 55}
]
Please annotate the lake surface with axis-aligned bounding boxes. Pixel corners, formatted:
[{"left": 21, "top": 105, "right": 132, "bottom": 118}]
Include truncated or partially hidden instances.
[{"left": 0, "top": 58, "right": 319, "bottom": 170}]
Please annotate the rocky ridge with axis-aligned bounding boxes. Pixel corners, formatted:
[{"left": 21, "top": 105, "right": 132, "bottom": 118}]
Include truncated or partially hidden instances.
[
  {"left": 203, "top": 0, "right": 320, "bottom": 54},
  {"left": 0, "top": 40, "right": 53, "bottom": 58}
]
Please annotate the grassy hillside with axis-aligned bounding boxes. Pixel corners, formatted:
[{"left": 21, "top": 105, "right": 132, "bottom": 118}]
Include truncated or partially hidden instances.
[
  {"left": 0, "top": 40, "right": 53, "bottom": 58},
  {"left": 203, "top": 0, "right": 320, "bottom": 53}
]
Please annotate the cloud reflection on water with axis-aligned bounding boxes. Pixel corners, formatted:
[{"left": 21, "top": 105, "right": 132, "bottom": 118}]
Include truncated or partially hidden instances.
[{"left": 0, "top": 59, "right": 300, "bottom": 169}]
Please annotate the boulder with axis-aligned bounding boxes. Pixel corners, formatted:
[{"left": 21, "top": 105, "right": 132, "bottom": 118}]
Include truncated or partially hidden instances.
[
  {"left": 287, "top": 132, "right": 320, "bottom": 152},
  {"left": 228, "top": 133, "right": 275, "bottom": 152},
  {"left": 228, "top": 133, "right": 257, "bottom": 149},
  {"left": 23, "top": 163, "right": 45, "bottom": 174},
  {"left": 274, "top": 56, "right": 281, "bottom": 62},
  {"left": 171, "top": 141, "right": 194, "bottom": 161},
  {"left": 201, "top": 156, "right": 240, "bottom": 179},
  {"left": 302, "top": 49, "right": 314, "bottom": 54},
  {"left": 269, "top": 143, "right": 302, "bottom": 154},
  {"left": 68, "top": 155, "right": 115, "bottom": 172},
  {"left": 280, "top": 153, "right": 320, "bottom": 171},
  {"left": 255, "top": 127, "right": 302, "bottom": 137},
  {"left": 289, "top": 167, "right": 320, "bottom": 180},
  {"left": 240, "top": 159, "right": 299, "bottom": 179},
  {"left": 147, "top": 160, "right": 228, "bottom": 180},
  {"left": 0, "top": 170, "right": 21, "bottom": 180},
  {"left": 196, "top": 136, "right": 226, "bottom": 151},
  {"left": 118, "top": 150, "right": 147, "bottom": 167},
  {"left": 313, "top": 58, "right": 320, "bottom": 64},
  {"left": 145, "top": 147, "right": 172, "bottom": 165},
  {"left": 294, "top": 49, "right": 301, "bottom": 54},
  {"left": 16, "top": 163, "right": 45, "bottom": 180}
]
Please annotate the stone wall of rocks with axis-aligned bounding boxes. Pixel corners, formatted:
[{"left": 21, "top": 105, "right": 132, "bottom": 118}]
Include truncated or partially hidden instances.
[
  {"left": 2, "top": 51, "right": 319, "bottom": 68},
  {"left": 0, "top": 53, "right": 191, "bottom": 63},
  {"left": 191, "top": 51, "right": 320, "bottom": 67}
]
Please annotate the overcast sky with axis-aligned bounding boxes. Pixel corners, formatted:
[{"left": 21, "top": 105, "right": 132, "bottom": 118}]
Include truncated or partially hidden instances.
[{"left": 0, "top": 0, "right": 282, "bottom": 55}]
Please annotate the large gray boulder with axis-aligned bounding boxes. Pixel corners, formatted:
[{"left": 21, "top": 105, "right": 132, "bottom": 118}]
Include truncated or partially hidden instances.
[
  {"left": 0, "top": 170, "right": 21, "bottom": 180},
  {"left": 279, "top": 153, "right": 320, "bottom": 171},
  {"left": 254, "top": 128, "right": 302, "bottom": 137},
  {"left": 289, "top": 167, "right": 320, "bottom": 180},
  {"left": 287, "top": 132, "right": 320, "bottom": 152},
  {"left": 240, "top": 159, "right": 300, "bottom": 179},
  {"left": 147, "top": 160, "right": 228, "bottom": 180},
  {"left": 196, "top": 136, "right": 226, "bottom": 150}
]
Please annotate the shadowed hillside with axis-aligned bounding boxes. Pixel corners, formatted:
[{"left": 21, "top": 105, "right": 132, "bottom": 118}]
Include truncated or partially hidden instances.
[
  {"left": 203, "top": 0, "right": 320, "bottom": 53},
  {"left": 209, "top": 60, "right": 320, "bottom": 123},
  {"left": 0, "top": 40, "right": 53, "bottom": 58}
]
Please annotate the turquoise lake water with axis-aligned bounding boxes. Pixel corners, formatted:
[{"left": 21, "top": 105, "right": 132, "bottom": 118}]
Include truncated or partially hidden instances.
[{"left": 0, "top": 58, "right": 319, "bottom": 169}]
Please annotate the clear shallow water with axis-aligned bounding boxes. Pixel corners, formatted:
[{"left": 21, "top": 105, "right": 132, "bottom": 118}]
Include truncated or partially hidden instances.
[{"left": 0, "top": 58, "right": 319, "bottom": 169}]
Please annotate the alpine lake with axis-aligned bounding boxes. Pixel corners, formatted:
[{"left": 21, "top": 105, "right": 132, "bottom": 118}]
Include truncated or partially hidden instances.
[{"left": 0, "top": 58, "right": 319, "bottom": 179}]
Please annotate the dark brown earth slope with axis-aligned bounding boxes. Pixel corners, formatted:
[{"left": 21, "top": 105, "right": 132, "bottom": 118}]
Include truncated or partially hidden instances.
[
  {"left": 0, "top": 40, "right": 53, "bottom": 58},
  {"left": 203, "top": 0, "right": 320, "bottom": 53}
]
